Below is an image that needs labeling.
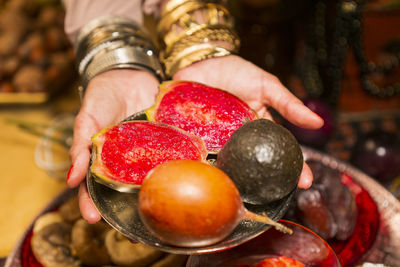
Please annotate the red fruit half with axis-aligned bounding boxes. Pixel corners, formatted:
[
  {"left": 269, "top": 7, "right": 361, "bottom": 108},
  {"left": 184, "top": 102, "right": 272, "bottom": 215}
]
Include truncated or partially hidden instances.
[
  {"left": 146, "top": 81, "right": 257, "bottom": 153},
  {"left": 90, "top": 121, "right": 207, "bottom": 192}
]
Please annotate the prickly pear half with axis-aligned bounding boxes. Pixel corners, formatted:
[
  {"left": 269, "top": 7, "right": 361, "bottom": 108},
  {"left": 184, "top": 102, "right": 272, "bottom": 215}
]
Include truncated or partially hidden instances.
[
  {"left": 146, "top": 81, "right": 258, "bottom": 153},
  {"left": 90, "top": 121, "right": 207, "bottom": 192}
]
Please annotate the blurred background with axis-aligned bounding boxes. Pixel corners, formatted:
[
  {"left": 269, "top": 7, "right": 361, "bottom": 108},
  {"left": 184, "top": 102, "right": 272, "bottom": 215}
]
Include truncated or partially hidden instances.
[
  {"left": 0, "top": 0, "right": 399, "bottom": 265},
  {"left": 229, "top": 0, "right": 400, "bottom": 187}
]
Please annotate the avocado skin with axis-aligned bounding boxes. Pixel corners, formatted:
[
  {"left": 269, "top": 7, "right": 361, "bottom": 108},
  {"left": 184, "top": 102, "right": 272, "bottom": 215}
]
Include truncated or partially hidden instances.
[{"left": 217, "top": 119, "right": 303, "bottom": 205}]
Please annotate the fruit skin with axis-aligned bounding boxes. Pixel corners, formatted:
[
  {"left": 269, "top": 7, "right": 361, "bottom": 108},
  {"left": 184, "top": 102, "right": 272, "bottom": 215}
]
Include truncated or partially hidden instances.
[
  {"left": 138, "top": 160, "right": 243, "bottom": 247},
  {"left": 146, "top": 80, "right": 257, "bottom": 153},
  {"left": 294, "top": 160, "right": 357, "bottom": 241},
  {"left": 71, "top": 219, "right": 112, "bottom": 266},
  {"left": 256, "top": 256, "right": 305, "bottom": 267},
  {"left": 217, "top": 119, "right": 303, "bottom": 205},
  {"left": 90, "top": 121, "right": 207, "bottom": 192}
]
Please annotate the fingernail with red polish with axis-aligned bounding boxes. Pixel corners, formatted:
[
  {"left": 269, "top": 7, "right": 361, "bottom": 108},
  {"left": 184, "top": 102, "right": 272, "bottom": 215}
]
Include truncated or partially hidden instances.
[{"left": 67, "top": 165, "right": 73, "bottom": 182}]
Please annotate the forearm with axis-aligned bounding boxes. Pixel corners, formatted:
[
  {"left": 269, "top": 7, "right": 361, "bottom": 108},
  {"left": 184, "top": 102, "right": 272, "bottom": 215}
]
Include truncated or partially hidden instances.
[{"left": 62, "top": 0, "right": 144, "bottom": 45}]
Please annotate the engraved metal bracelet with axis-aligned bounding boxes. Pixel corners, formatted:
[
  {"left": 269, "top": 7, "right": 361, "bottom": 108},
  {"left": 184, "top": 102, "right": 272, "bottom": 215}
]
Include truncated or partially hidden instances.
[{"left": 75, "top": 16, "right": 164, "bottom": 94}]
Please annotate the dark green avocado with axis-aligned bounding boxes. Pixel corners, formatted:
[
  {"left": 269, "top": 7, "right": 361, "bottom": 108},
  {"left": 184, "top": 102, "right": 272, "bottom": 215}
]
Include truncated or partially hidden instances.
[{"left": 217, "top": 119, "right": 303, "bottom": 205}]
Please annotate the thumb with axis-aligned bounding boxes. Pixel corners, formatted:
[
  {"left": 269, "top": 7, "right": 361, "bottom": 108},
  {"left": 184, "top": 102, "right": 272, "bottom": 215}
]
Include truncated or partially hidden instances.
[{"left": 67, "top": 112, "right": 99, "bottom": 188}]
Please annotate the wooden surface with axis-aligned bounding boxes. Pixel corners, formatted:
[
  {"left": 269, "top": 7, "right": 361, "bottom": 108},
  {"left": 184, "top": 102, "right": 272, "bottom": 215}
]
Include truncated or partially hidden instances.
[{"left": 0, "top": 89, "right": 79, "bottom": 257}]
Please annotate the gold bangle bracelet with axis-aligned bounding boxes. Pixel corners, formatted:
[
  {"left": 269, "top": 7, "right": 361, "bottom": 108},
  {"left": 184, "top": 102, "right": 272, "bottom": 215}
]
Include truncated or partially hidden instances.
[
  {"left": 162, "top": 26, "right": 239, "bottom": 77},
  {"left": 162, "top": 5, "right": 232, "bottom": 50},
  {"left": 158, "top": 0, "right": 239, "bottom": 77},
  {"left": 158, "top": 2, "right": 231, "bottom": 39},
  {"left": 164, "top": 25, "right": 239, "bottom": 57},
  {"left": 164, "top": 44, "right": 231, "bottom": 77}
]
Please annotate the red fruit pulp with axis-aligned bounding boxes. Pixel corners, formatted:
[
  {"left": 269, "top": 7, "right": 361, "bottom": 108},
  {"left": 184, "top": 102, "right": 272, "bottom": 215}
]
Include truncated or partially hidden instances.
[
  {"left": 147, "top": 81, "right": 257, "bottom": 152},
  {"left": 91, "top": 121, "right": 207, "bottom": 186}
]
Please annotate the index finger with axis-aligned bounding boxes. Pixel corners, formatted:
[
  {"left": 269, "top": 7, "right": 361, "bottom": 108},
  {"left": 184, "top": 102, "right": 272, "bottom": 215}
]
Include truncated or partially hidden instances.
[{"left": 262, "top": 74, "right": 324, "bottom": 130}]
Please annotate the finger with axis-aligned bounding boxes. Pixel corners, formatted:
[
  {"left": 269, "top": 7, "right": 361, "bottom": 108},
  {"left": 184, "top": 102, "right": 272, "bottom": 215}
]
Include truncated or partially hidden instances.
[
  {"left": 78, "top": 183, "right": 101, "bottom": 223},
  {"left": 253, "top": 105, "right": 274, "bottom": 121},
  {"left": 67, "top": 149, "right": 90, "bottom": 188},
  {"left": 298, "top": 162, "right": 313, "bottom": 189},
  {"left": 67, "top": 112, "right": 99, "bottom": 188},
  {"left": 262, "top": 75, "right": 324, "bottom": 130}
]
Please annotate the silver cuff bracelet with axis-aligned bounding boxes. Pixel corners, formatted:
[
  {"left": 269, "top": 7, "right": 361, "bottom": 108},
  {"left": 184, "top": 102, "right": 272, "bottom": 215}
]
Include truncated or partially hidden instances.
[{"left": 76, "top": 16, "right": 164, "bottom": 92}]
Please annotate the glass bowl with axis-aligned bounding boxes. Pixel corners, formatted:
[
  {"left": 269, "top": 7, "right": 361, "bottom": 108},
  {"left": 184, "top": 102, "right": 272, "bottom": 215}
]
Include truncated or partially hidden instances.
[{"left": 186, "top": 220, "right": 341, "bottom": 267}]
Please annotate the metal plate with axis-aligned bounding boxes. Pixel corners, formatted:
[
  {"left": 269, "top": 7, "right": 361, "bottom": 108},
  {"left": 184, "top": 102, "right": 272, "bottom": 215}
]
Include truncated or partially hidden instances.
[
  {"left": 86, "top": 111, "right": 296, "bottom": 254},
  {"left": 87, "top": 170, "right": 295, "bottom": 255},
  {"left": 87, "top": 145, "right": 400, "bottom": 259}
]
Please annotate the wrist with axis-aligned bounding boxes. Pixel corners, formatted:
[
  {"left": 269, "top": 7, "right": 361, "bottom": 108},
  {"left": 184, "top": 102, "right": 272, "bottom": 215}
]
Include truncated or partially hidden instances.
[
  {"left": 84, "top": 69, "right": 159, "bottom": 113},
  {"left": 86, "top": 68, "right": 159, "bottom": 95},
  {"left": 173, "top": 54, "right": 236, "bottom": 78}
]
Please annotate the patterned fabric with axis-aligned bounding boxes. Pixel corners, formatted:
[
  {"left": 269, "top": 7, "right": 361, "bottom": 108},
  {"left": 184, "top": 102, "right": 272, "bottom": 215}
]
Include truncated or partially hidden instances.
[{"left": 62, "top": 0, "right": 144, "bottom": 44}]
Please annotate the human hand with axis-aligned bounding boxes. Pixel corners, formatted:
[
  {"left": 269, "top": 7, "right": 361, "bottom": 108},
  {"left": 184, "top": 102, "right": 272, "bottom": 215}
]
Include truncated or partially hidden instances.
[
  {"left": 173, "top": 55, "right": 324, "bottom": 189},
  {"left": 67, "top": 69, "right": 159, "bottom": 223}
]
